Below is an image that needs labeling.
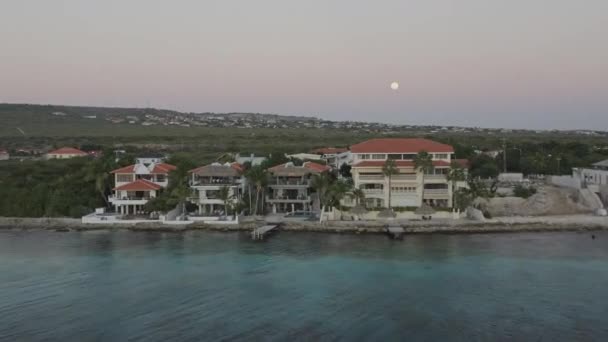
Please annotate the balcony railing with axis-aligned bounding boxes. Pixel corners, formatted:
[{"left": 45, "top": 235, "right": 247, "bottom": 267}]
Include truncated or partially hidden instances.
[
  {"left": 392, "top": 174, "right": 417, "bottom": 181},
  {"left": 272, "top": 179, "right": 310, "bottom": 186},
  {"left": 361, "top": 188, "right": 383, "bottom": 194},
  {"left": 359, "top": 175, "right": 384, "bottom": 181},
  {"left": 266, "top": 195, "right": 311, "bottom": 201},
  {"left": 190, "top": 179, "right": 239, "bottom": 186},
  {"left": 423, "top": 189, "right": 449, "bottom": 195},
  {"left": 109, "top": 196, "right": 151, "bottom": 201}
]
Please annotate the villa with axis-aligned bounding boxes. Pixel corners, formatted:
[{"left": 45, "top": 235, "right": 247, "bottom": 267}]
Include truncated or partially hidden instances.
[
  {"left": 348, "top": 138, "right": 468, "bottom": 209},
  {"left": 109, "top": 158, "right": 177, "bottom": 215},
  {"left": 189, "top": 162, "right": 245, "bottom": 215},
  {"left": 311, "top": 147, "right": 352, "bottom": 168},
  {"left": 46, "top": 147, "right": 88, "bottom": 159},
  {"left": 267, "top": 161, "right": 331, "bottom": 213}
]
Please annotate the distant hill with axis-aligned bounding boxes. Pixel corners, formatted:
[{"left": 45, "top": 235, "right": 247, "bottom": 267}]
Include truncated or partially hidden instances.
[{"left": 1, "top": 103, "right": 606, "bottom": 139}]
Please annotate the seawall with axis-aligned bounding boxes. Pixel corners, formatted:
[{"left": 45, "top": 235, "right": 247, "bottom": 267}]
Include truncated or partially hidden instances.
[{"left": 1, "top": 215, "right": 608, "bottom": 235}]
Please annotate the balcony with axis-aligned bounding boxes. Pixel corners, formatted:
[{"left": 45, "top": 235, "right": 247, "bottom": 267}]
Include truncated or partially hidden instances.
[
  {"left": 266, "top": 195, "right": 311, "bottom": 203},
  {"left": 392, "top": 174, "right": 417, "bottom": 181},
  {"left": 358, "top": 175, "right": 384, "bottom": 181},
  {"left": 269, "top": 179, "right": 310, "bottom": 188},
  {"left": 422, "top": 189, "right": 449, "bottom": 198},
  {"left": 424, "top": 174, "right": 448, "bottom": 183},
  {"left": 361, "top": 188, "right": 383, "bottom": 194},
  {"left": 108, "top": 195, "right": 151, "bottom": 205}
]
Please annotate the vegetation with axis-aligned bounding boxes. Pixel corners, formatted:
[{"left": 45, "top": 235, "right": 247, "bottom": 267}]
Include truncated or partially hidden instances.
[
  {"left": 446, "top": 161, "right": 466, "bottom": 209},
  {"left": 382, "top": 159, "right": 399, "bottom": 210},
  {"left": 0, "top": 152, "right": 121, "bottom": 217},
  {"left": 513, "top": 185, "right": 537, "bottom": 199},
  {"left": 245, "top": 165, "right": 268, "bottom": 215},
  {"left": 414, "top": 151, "right": 434, "bottom": 205}
]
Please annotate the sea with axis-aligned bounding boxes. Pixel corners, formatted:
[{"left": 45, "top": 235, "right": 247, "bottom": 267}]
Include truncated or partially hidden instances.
[{"left": 1, "top": 229, "right": 607, "bottom": 341}]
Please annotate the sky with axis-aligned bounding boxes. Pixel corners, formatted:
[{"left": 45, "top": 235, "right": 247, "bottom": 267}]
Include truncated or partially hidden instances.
[{"left": 1, "top": 0, "right": 607, "bottom": 130}]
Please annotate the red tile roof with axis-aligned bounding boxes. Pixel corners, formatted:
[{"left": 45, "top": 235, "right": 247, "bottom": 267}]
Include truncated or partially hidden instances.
[
  {"left": 110, "top": 165, "right": 136, "bottom": 174},
  {"left": 350, "top": 138, "right": 454, "bottom": 153},
  {"left": 354, "top": 160, "right": 453, "bottom": 168},
  {"left": 188, "top": 162, "right": 243, "bottom": 175},
  {"left": 151, "top": 163, "right": 177, "bottom": 174},
  {"left": 111, "top": 163, "right": 176, "bottom": 174},
  {"left": 304, "top": 161, "right": 331, "bottom": 172},
  {"left": 47, "top": 147, "right": 88, "bottom": 155},
  {"left": 311, "top": 147, "right": 348, "bottom": 155},
  {"left": 114, "top": 179, "right": 162, "bottom": 191}
]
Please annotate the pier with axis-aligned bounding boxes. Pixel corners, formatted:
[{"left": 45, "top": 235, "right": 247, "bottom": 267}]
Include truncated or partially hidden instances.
[
  {"left": 385, "top": 225, "right": 405, "bottom": 240},
  {"left": 252, "top": 224, "right": 279, "bottom": 240}
]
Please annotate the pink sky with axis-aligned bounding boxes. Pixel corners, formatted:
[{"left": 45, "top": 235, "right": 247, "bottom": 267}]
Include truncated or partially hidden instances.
[{"left": 1, "top": 0, "right": 607, "bottom": 129}]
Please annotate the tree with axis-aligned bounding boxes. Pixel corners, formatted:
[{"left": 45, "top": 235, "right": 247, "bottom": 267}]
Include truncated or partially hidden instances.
[
  {"left": 414, "top": 151, "right": 433, "bottom": 206},
  {"left": 470, "top": 154, "right": 499, "bottom": 179},
  {"left": 217, "top": 185, "right": 232, "bottom": 216},
  {"left": 339, "top": 163, "right": 352, "bottom": 179},
  {"left": 382, "top": 159, "right": 399, "bottom": 209},
  {"left": 245, "top": 165, "right": 268, "bottom": 215},
  {"left": 349, "top": 188, "right": 366, "bottom": 207},
  {"left": 311, "top": 172, "right": 332, "bottom": 221},
  {"left": 446, "top": 161, "right": 466, "bottom": 210}
]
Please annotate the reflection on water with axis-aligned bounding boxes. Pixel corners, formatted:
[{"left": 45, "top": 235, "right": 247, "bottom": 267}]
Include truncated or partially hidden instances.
[{"left": 1, "top": 230, "right": 607, "bottom": 341}]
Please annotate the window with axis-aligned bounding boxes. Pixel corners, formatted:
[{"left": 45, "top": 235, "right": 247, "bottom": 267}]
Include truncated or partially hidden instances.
[
  {"left": 156, "top": 174, "right": 166, "bottom": 182},
  {"left": 434, "top": 154, "right": 448, "bottom": 159},
  {"left": 117, "top": 174, "right": 133, "bottom": 182},
  {"left": 359, "top": 154, "right": 370, "bottom": 160},
  {"left": 371, "top": 154, "right": 386, "bottom": 160},
  {"left": 388, "top": 154, "right": 402, "bottom": 160},
  {"left": 402, "top": 154, "right": 416, "bottom": 160},
  {"left": 391, "top": 186, "right": 416, "bottom": 193}
]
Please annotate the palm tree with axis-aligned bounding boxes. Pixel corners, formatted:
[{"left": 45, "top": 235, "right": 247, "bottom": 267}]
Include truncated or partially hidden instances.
[
  {"left": 245, "top": 165, "right": 268, "bottom": 215},
  {"left": 382, "top": 159, "right": 399, "bottom": 210},
  {"left": 328, "top": 179, "right": 350, "bottom": 220},
  {"left": 349, "top": 188, "right": 366, "bottom": 207},
  {"left": 414, "top": 151, "right": 434, "bottom": 206},
  {"left": 311, "top": 173, "right": 332, "bottom": 221},
  {"left": 217, "top": 185, "right": 232, "bottom": 216},
  {"left": 446, "top": 161, "right": 466, "bottom": 210}
]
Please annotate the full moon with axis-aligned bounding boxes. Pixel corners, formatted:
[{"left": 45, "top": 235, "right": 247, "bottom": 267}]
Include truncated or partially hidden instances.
[{"left": 390, "top": 81, "right": 399, "bottom": 90}]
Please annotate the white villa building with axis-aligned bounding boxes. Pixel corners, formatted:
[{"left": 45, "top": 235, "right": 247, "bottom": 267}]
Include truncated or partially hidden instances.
[
  {"left": 573, "top": 159, "right": 608, "bottom": 204},
  {"left": 189, "top": 162, "right": 245, "bottom": 215},
  {"left": 311, "top": 147, "right": 353, "bottom": 169},
  {"left": 109, "top": 159, "right": 177, "bottom": 215},
  {"left": 267, "top": 161, "right": 331, "bottom": 213},
  {"left": 348, "top": 138, "right": 468, "bottom": 209}
]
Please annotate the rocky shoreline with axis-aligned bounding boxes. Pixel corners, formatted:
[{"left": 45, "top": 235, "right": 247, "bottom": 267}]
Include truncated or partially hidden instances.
[{"left": 1, "top": 215, "right": 607, "bottom": 235}]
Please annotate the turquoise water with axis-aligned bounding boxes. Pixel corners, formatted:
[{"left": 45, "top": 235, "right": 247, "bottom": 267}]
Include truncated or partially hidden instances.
[{"left": 1, "top": 230, "right": 608, "bottom": 341}]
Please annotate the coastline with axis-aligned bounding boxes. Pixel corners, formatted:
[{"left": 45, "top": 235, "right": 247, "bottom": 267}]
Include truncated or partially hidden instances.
[{"left": 1, "top": 215, "right": 607, "bottom": 235}]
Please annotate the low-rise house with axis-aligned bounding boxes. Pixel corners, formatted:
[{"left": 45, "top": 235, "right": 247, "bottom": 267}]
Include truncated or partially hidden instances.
[
  {"left": 0, "top": 150, "right": 9, "bottom": 161},
  {"left": 349, "top": 138, "right": 468, "bottom": 209},
  {"left": 267, "top": 162, "right": 331, "bottom": 213},
  {"left": 189, "top": 162, "right": 245, "bottom": 215},
  {"left": 573, "top": 159, "right": 608, "bottom": 194},
  {"left": 46, "top": 147, "right": 88, "bottom": 159},
  {"left": 235, "top": 153, "right": 267, "bottom": 166},
  {"left": 311, "top": 147, "right": 352, "bottom": 168},
  {"left": 109, "top": 159, "right": 177, "bottom": 215}
]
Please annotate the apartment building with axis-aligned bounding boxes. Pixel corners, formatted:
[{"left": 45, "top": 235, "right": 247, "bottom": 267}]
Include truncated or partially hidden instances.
[
  {"left": 266, "top": 161, "right": 331, "bottom": 213},
  {"left": 109, "top": 158, "right": 177, "bottom": 215},
  {"left": 349, "top": 138, "right": 467, "bottom": 209},
  {"left": 189, "top": 162, "right": 245, "bottom": 215}
]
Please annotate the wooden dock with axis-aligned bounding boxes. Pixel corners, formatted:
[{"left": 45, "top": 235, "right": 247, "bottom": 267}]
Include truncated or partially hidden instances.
[
  {"left": 251, "top": 224, "right": 279, "bottom": 240},
  {"left": 385, "top": 225, "right": 405, "bottom": 240}
]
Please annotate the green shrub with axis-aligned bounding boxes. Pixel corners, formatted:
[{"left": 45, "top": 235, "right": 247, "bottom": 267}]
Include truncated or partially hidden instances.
[{"left": 513, "top": 185, "right": 537, "bottom": 198}]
